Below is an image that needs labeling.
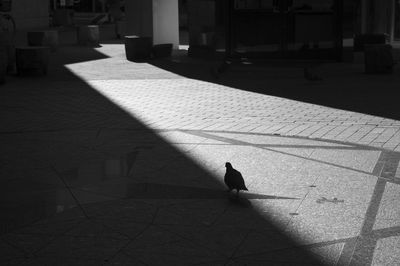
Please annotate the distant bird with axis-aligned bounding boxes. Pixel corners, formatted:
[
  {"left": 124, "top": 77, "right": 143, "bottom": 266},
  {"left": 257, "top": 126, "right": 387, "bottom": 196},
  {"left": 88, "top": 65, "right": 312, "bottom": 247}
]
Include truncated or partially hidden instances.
[
  {"left": 224, "top": 162, "right": 248, "bottom": 196},
  {"left": 304, "top": 67, "right": 323, "bottom": 81},
  {"left": 210, "top": 60, "right": 231, "bottom": 79}
]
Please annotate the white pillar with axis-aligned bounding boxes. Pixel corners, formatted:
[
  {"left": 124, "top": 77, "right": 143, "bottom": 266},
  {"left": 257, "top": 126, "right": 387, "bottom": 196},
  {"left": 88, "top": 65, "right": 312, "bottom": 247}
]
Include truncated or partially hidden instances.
[
  {"left": 125, "top": 0, "right": 179, "bottom": 48},
  {"left": 152, "top": 0, "right": 179, "bottom": 48}
]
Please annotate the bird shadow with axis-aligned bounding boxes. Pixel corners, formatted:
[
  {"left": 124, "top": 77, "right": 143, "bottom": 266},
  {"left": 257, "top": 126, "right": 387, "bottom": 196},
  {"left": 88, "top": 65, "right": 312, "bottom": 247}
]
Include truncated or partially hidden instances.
[
  {"left": 228, "top": 194, "right": 252, "bottom": 208},
  {"left": 227, "top": 192, "right": 299, "bottom": 208},
  {"left": 241, "top": 192, "right": 299, "bottom": 200},
  {"left": 125, "top": 182, "right": 298, "bottom": 202}
]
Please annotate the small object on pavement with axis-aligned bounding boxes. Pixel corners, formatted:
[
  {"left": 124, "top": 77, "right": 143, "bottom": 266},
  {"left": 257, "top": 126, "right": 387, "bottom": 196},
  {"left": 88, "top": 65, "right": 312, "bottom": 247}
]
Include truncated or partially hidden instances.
[
  {"left": 316, "top": 197, "right": 344, "bottom": 204},
  {"left": 211, "top": 60, "right": 231, "bottom": 79},
  {"left": 224, "top": 162, "right": 248, "bottom": 196}
]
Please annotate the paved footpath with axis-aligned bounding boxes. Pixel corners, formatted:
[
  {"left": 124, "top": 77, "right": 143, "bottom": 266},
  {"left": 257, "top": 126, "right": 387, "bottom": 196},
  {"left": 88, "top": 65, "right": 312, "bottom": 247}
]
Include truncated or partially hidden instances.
[
  {"left": 1, "top": 43, "right": 400, "bottom": 265},
  {"left": 63, "top": 44, "right": 400, "bottom": 152}
]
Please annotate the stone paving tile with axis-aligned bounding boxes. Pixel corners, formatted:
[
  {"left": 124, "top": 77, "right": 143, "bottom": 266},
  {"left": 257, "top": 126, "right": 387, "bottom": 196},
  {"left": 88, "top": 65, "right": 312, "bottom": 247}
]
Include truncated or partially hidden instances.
[
  {"left": 296, "top": 124, "right": 325, "bottom": 137},
  {"left": 320, "top": 125, "right": 349, "bottom": 140},
  {"left": 346, "top": 126, "right": 375, "bottom": 143},
  {"left": 273, "top": 124, "right": 299, "bottom": 135},
  {"left": 371, "top": 236, "right": 400, "bottom": 266},
  {"left": 375, "top": 128, "right": 400, "bottom": 144},
  {"left": 35, "top": 234, "right": 130, "bottom": 260},
  {"left": 334, "top": 125, "right": 362, "bottom": 141},
  {"left": 385, "top": 132, "right": 400, "bottom": 146},
  {"left": 373, "top": 182, "right": 400, "bottom": 231},
  {"left": 309, "top": 125, "right": 337, "bottom": 139},
  {"left": 359, "top": 133, "right": 381, "bottom": 144},
  {"left": 285, "top": 124, "right": 311, "bottom": 136},
  {"left": 0, "top": 239, "right": 27, "bottom": 262},
  {"left": 250, "top": 124, "right": 276, "bottom": 133}
]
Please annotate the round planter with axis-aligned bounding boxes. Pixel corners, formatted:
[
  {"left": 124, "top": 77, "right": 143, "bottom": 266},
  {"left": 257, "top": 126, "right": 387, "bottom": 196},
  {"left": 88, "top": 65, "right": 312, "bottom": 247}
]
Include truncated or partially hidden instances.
[
  {"left": 124, "top": 36, "right": 152, "bottom": 62},
  {"left": 78, "top": 25, "right": 99, "bottom": 46}
]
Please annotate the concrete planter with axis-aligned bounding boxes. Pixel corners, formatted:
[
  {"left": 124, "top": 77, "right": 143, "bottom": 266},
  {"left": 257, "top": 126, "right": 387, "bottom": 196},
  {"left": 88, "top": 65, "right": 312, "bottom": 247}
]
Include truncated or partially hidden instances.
[
  {"left": 16, "top": 46, "right": 50, "bottom": 76},
  {"left": 77, "top": 25, "right": 100, "bottom": 46},
  {"left": 27, "top": 30, "right": 59, "bottom": 52},
  {"left": 124, "top": 36, "right": 152, "bottom": 62},
  {"left": 152, "top": 43, "right": 172, "bottom": 58}
]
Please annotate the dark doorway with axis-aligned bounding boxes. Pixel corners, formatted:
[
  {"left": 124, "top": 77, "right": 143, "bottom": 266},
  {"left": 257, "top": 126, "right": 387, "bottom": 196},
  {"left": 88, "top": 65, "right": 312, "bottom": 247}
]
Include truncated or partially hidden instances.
[
  {"left": 395, "top": 0, "right": 400, "bottom": 41},
  {"left": 178, "top": 0, "right": 189, "bottom": 46},
  {"left": 227, "top": 0, "right": 342, "bottom": 60}
]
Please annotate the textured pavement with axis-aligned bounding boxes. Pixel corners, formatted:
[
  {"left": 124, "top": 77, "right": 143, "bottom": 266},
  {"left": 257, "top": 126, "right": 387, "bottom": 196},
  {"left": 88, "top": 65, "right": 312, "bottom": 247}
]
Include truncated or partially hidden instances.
[{"left": 1, "top": 40, "right": 400, "bottom": 265}]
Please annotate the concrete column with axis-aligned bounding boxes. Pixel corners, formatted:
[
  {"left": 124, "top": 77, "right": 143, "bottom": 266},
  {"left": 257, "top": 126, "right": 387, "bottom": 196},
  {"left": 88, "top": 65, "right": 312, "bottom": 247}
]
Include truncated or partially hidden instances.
[
  {"left": 369, "top": 0, "right": 393, "bottom": 35},
  {"left": 153, "top": 0, "right": 179, "bottom": 48},
  {"left": 125, "top": 0, "right": 153, "bottom": 37},
  {"left": 125, "top": 0, "right": 179, "bottom": 48},
  {"left": 187, "top": 0, "right": 215, "bottom": 46},
  {"left": 361, "top": 0, "right": 368, "bottom": 33},
  {"left": 389, "top": 0, "right": 396, "bottom": 42}
]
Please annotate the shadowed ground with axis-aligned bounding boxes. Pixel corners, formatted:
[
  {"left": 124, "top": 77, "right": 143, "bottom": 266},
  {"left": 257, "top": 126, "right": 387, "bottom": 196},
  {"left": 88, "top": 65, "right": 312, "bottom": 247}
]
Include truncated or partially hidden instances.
[{"left": 1, "top": 40, "right": 400, "bottom": 265}]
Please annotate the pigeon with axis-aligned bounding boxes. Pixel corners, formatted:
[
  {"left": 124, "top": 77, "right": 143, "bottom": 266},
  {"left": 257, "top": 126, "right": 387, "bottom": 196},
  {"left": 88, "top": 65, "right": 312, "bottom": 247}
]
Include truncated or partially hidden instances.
[
  {"left": 211, "top": 60, "right": 231, "bottom": 79},
  {"left": 224, "top": 162, "right": 248, "bottom": 196},
  {"left": 304, "top": 67, "right": 323, "bottom": 81}
]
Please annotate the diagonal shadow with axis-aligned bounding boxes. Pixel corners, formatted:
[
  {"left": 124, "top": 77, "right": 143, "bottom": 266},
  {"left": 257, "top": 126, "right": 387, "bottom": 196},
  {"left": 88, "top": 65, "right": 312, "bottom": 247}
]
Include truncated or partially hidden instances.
[
  {"left": 74, "top": 186, "right": 298, "bottom": 201},
  {"left": 0, "top": 46, "right": 327, "bottom": 265},
  {"left": 149, "top": 52, "right": 400, "bottom": 120},
  {"left": 181, "top": 130, "right": 400, "bottom": 186},
  {"left": 92, "top": 182, "right": 298, "bottom": 200}
]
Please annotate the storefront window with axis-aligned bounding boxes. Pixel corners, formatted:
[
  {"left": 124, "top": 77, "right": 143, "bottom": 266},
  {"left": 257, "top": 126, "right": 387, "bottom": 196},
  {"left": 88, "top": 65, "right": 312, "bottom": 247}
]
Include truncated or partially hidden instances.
[
  {"left": 292, "top": 0, "right": 333, "bottom": 11},
  {"left": 234, "top": 0, "right": 275, "bottom": 10},
  {"left": 51, "top": 0, "right": 111, "bottom": 13},
  {"left": 230, "top": 0, "right": 340, "bottom": 59}
]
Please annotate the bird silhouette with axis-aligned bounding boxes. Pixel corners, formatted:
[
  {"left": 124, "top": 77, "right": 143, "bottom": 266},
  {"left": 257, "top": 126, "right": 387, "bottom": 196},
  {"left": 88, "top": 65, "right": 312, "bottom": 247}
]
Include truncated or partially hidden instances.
[
  {"left": 224, "top": 162, "right": 248, "bottom": 196},
  {"left": 304, "top": 67, "right": 323, "bottom": 81},
  {"left": 210, "top": 60, "right": 231, "bottom": 79}
]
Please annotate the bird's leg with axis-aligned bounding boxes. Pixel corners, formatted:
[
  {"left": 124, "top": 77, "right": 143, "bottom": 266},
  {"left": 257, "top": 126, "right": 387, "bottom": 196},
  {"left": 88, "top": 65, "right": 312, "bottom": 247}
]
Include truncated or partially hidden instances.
[{"left": 236, "top": 189, "right": 239, "bottom": 197}]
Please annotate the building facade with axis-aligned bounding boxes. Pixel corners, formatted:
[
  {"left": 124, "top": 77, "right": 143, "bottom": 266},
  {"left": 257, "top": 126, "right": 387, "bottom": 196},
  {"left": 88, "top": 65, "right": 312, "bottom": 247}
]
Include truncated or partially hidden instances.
[
  {"left": 184, "top": 0, "right": 400, "bottom": 60},
  {"left": 1, "top": 0, "right": 399, "bottom": 60},
  {"left": 1, "top": 0, "right": 49, "bottom": 30}
]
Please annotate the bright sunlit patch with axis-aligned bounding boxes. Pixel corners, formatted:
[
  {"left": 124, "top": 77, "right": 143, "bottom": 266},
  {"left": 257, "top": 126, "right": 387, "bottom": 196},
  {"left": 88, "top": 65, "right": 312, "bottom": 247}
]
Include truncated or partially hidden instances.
[{"left": 178, "top": 44, "right": 189, "bottom": 50}]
